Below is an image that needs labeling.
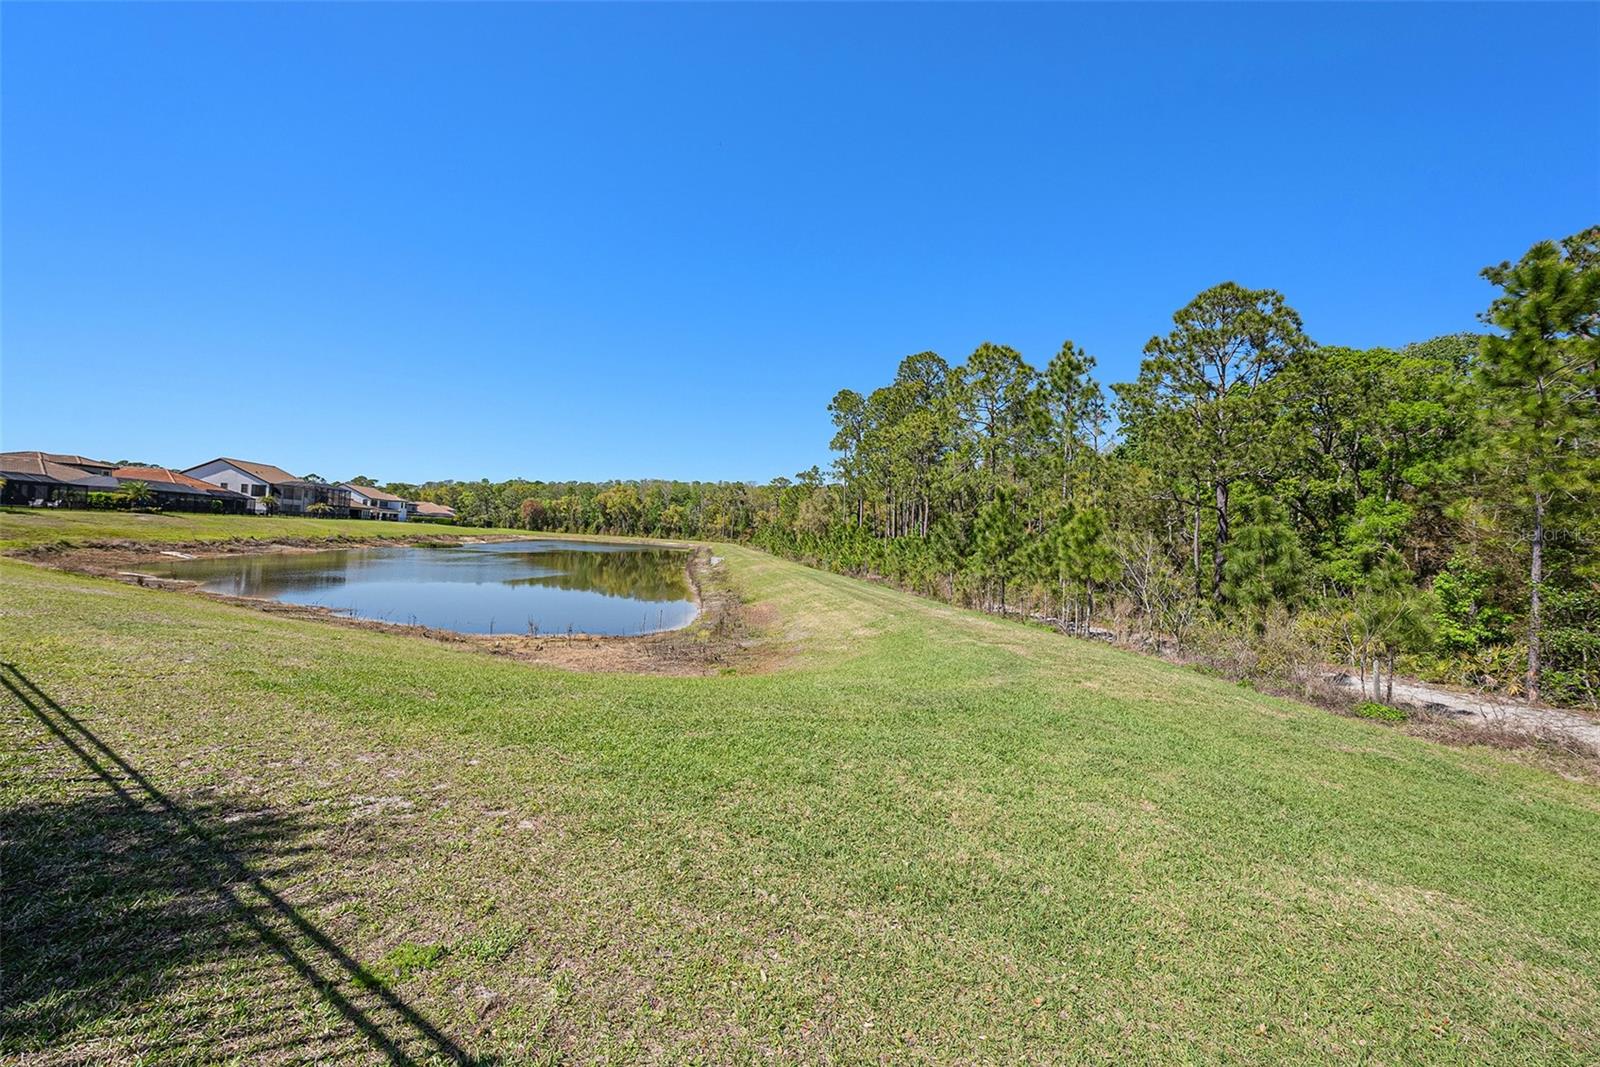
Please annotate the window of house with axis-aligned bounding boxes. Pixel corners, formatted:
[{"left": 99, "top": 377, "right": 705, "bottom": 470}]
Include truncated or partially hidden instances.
[
  {"left": 252, "top": 484, "right": 266, "bottom": 497},
  {"left": 220, "top": 482, "right": 229, "bottom": 490}
]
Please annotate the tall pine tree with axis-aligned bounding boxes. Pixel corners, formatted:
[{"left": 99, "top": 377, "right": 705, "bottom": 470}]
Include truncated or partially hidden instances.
[{"left": 1478, "top": 228, "right": 1600, "bottom": 702}]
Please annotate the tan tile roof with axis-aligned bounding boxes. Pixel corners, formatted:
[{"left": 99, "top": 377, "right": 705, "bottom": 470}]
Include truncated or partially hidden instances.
[
  {"left": 343, "top": 483, "right": 407, "bottom": 503},
  {"left": 413, "top": 501, "right": 456, "bottom": 516},
  {"left": 41, "top": 452, "right": 115, "bottom": 469},
  {"left": 191, "top": 457, "right": 300, "bottom": 484},
  {"left": 114, "top": 466, "right": 244, "bottom": 494},
  {"left": 2, "top": 452, "right": 49, "bottom": 477},
  {"left": 0, "top": 451, "right": 121, "bottom": 487}
]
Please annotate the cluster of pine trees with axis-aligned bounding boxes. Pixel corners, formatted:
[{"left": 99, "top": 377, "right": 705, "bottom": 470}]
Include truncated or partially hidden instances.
[{"left": 391, "top": 228, "right": 1597, "bottom": 706}]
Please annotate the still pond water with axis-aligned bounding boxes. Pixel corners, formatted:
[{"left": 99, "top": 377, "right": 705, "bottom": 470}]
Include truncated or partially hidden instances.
[{"left": 147, "top": 539, "right": 697, "bottom": 636}]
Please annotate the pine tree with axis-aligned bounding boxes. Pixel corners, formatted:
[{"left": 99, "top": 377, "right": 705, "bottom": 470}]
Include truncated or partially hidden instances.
[
  {"left": 1221, "top": 494, "right": 1307, "bottom": 619},
  {"left": 1036, "top": 341, "right": 1106, "bottom": 505},
  {"left": 973, "top": 487, "right": 1026, "bottom": 614},
  {"left": 1478, "top": 228, "right": 1600, "bottom": 702},
  {"left": 1119, "top": 282, "right": 1311, "bottom": 601},
  {"left": 1055, "top": 505, "right": 1118, "bottom": 635}
]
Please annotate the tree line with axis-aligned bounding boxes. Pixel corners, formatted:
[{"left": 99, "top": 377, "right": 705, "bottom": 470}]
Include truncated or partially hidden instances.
[{"left": 381, "top": 227, "right": 1597, "bottom": 707}]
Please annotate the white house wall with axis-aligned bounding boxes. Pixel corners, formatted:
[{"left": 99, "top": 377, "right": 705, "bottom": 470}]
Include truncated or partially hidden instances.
[
  {"left": 183, "top": 460, "right": 274, "bottom": 512},
  {"left": 344, "top": 486, "right": 408, "bottom": 520}
]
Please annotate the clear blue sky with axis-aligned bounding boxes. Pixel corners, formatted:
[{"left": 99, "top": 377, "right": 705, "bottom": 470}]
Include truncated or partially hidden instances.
[{"left": 4, "top": 3, "right": 1596, "bottom": 484}]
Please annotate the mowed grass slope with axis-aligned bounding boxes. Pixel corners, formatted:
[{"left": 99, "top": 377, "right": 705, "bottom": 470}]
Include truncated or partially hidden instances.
[
  {"left": 2, "top": 528, "right": 1598, "bottom": 1063},
  {"left": 0, "top": 505, "right": 523, "bottom": 550}
]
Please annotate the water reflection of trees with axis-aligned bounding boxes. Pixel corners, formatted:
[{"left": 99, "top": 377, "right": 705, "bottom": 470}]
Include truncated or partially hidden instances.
[
  {"left": 504, "top": 549, "right": 692, "bottom": 601},
  {"left": 155, "top": 545, "right": 692, "bottom": 605},
  {"left": 155, "top": 551, "right": 354, "bottom": 596},
  {"left": 240, "top": 558, "right": 353, "bottom": 595}
]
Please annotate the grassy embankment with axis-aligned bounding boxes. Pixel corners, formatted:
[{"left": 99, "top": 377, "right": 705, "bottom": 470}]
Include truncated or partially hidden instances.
[
  {"left": 0, "top": 505, "right": 529, "bottom": 551},
  {"left": 3, "top": 511, "right": 1597, "bottom": 1064}
]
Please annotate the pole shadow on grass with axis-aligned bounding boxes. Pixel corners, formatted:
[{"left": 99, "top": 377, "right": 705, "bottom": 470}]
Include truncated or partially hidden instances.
[{"left": 0, "top": 663, "right": 490, "bottom": 1065}]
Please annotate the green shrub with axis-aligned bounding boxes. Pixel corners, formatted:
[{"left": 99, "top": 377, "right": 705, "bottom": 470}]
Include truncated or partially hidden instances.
[
  {"left": 1405, "top": 642, "right": 1528, "bottom": 698},
  {"left": 1544, "top": 585, "right": 1600, "bottom": 708},
  {"left": 1432, "top": 560, "right": 1512, "bottom": 653},
  {"left": 1353, "top": 700, "right": 1408, "bottom": 722}
]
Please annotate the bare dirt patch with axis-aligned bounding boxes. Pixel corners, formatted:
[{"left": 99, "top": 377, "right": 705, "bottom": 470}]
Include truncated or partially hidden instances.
[{"left": 467, "top": 549, "right": 769, "bottom": 675}]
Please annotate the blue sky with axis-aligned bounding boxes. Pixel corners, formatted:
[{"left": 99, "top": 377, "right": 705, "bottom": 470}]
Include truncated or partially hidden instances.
[{"left": 4, "top": 3, "right": 1596, "bottom": 484}]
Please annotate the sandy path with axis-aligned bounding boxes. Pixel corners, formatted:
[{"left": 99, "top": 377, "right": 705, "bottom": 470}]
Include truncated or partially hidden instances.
[{"left": 1333, "top": 673, "right": 1600, "bottom": 751}]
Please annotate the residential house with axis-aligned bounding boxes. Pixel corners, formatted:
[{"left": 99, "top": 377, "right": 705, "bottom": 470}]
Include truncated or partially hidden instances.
[
  {"left": 343, "top": 483, "right": 409, "bottom": 521},
  {"left": 183, "top": 457, "right": 351, "bottom": 517},
  {"left": 112, "top": 466, "right": 251, "bottom": 513},
  {"left": 0, "top": 452, "right": 121, "bottom": 506},
  {"left": 411, "top": 500, "right": 457, "bottom": 523}
]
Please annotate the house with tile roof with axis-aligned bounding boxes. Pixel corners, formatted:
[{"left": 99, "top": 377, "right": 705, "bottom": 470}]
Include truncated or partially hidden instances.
[
  {"left": 112, "top": 466, "right": 251, "bottom": 513},
  {"left": 343, "top": 482, "right": 409, "bottom": 521},
  {"left": 0, "top": 451, "right": 121, "bottom": 506},
  {"left": 411, "top": 500, "right": 457, "bottom": 523},
  {"left": 183, "top": 457, "right": 351, "bottom": 517}
]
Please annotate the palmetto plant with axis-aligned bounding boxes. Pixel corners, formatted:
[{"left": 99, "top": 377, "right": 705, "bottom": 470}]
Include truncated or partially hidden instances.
[{"left": 121, "top": 481, "right": 152, "bottom": 508}]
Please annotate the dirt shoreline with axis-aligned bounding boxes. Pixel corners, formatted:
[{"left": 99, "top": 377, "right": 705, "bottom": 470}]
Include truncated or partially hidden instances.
[{"left": 12, "top": 533, "right": 762, "bottom": 676}]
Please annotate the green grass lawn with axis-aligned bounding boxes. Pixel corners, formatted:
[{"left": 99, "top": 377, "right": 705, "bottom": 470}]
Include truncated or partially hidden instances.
[
  {"left": 3, "top": 514, "right": 1598, "bottom": 1063},
  {"left": 0, "top": 505, "right": 527, "bottom": 550}
]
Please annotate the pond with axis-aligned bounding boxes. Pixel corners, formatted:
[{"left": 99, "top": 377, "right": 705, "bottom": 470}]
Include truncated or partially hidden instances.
[{"left": 144, "top": 539, "right": 698, "bottom": 636}]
